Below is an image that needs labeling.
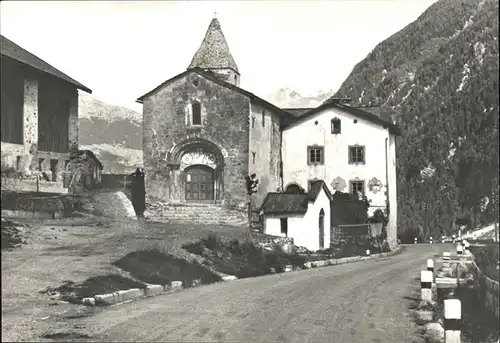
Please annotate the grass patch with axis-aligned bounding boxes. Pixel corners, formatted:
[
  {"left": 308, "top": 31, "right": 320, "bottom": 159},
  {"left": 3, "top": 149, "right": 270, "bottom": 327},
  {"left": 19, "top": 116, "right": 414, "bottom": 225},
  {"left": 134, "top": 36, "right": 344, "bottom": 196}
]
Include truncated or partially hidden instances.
[
  {"left": 112, "top": 249, "right": 222, "bottom": 286},
  {"left": 182, "top": 234, "right": 306, "bottom": 279},
  {"left": 1, "top": 218, "right": 27, "bottom": 250},
  {"left": 470, "top": 245, "right": 499, "bottom": 281}
]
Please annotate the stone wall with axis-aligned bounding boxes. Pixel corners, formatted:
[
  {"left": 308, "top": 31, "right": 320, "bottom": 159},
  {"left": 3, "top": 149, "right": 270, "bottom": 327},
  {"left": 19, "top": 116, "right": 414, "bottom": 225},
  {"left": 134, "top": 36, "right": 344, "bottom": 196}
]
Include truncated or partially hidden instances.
[
  {"left": 248, "top": 102, "right": 282, "bottom": 208},
  {"left": 142, "top": 71, "right": 251, "bottom": 208},
  {"left": 23, "top": 79, "right": 38, "bottom": 154}
]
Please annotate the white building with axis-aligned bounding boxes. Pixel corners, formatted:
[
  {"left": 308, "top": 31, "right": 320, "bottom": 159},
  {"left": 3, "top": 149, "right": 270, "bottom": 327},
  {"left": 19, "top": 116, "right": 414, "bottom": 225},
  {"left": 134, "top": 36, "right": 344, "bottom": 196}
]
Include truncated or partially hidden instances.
[
  {"left": 261, "top": 180, "right": 332, "bottom": 252},
  {"left": 281, "top": 101, "right": 400, "bottom": 247}
]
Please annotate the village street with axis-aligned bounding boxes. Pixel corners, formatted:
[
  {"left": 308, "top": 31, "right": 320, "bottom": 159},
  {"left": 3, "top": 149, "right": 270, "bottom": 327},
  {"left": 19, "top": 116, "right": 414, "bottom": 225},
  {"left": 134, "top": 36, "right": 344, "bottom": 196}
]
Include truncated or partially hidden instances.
[{"left": 62, "top": 244, "right": 449, "bottom": 343}]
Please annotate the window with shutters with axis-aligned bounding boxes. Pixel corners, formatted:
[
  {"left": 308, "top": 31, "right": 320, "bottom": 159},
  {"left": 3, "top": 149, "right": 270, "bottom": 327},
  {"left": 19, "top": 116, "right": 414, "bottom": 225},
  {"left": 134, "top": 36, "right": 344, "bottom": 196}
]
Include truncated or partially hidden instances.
[
  {"left": 348, "top": 145, "right": 365, "bottom": 164},
  {"left": 307, "top": 146, "right": 324, "bottom": 165}
]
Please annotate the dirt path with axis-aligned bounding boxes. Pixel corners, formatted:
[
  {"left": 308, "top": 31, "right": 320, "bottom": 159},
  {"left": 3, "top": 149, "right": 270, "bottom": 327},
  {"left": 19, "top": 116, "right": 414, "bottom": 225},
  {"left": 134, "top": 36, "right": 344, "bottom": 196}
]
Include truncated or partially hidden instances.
[
  {"left": 1, "top": 215, "right": 246, "bottom": 342},
  {"left": 45, "top": 244, "right": 449, "bottom": 343}
]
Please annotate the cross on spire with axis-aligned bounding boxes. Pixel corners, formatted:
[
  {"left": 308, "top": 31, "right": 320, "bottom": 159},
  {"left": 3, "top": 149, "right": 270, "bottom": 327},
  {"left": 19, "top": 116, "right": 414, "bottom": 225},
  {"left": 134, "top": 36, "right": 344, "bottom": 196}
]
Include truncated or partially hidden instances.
[{"left": 213, "top": 10, "right": 217, "bottom": 18}]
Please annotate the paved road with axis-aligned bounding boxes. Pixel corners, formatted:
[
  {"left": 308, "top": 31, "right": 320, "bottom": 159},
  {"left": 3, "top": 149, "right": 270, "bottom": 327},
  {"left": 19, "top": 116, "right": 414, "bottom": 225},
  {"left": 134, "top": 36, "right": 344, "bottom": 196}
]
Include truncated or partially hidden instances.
[{"left": 69, "top": 244, "right": 450, "bottom": 343}]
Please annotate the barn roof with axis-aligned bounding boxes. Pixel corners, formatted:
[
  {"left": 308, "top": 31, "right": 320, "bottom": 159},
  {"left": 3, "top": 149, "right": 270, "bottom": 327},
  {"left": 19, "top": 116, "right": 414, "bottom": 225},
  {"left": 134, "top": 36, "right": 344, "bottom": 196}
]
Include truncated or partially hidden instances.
[{"left": 0, "top": 35, "right": 92, "bottom": 93}]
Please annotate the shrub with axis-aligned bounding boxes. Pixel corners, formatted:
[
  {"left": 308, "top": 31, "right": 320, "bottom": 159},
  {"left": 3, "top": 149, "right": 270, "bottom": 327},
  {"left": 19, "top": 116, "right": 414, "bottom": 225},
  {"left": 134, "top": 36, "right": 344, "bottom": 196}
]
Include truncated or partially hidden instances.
[
  {"left": 202, "top": 233, "right": 220, "bottom": 251},
  {"left": 183, "top": 235, "right": 307, "bottom": 279},
  {"left": 470, "top": 246, "right": 499, "bottom": 281},
  {"left": 182, "top": 241, "right": 204, "bottom": 255},
  {"left": 331, "top": 191, "right": 370, "bottom": 225}
]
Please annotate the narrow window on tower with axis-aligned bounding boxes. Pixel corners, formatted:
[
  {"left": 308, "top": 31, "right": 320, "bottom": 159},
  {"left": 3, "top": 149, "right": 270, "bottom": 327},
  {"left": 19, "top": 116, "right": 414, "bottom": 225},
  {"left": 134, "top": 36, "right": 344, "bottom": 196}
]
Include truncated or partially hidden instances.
[
  {"left": 192, "top": 101, "right": 202, "bottom": 125},
  {"left": 262, "top": 110, "right": 265, "bottom": 127}
]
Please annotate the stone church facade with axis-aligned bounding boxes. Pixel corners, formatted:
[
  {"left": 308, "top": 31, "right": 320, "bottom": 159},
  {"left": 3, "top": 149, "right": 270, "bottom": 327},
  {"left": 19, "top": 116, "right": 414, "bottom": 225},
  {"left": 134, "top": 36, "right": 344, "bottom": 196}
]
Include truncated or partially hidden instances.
[{"left": 137, "top": 18, "right": 292, "bottom": 209}]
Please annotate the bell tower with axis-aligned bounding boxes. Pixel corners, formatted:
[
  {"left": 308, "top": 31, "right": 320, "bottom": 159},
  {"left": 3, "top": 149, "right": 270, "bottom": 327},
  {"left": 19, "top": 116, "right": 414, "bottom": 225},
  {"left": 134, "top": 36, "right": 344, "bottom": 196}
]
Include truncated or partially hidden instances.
[{"left": 187, "top": 18, "right": 240, "bottom": 86}]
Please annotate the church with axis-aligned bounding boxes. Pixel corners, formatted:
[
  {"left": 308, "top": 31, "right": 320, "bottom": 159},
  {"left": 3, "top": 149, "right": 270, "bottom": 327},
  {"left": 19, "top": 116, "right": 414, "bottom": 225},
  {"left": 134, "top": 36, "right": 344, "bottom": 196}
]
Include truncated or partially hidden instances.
[{"left": 136, "top": 17, "right": 400, "bottom": 245}]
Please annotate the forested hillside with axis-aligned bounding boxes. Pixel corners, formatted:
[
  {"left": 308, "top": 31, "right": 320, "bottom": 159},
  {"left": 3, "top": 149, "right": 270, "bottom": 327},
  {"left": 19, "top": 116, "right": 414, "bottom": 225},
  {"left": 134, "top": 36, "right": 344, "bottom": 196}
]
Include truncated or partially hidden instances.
[{"left": 328, "top": 0, "right": 499, "bottom": 240}]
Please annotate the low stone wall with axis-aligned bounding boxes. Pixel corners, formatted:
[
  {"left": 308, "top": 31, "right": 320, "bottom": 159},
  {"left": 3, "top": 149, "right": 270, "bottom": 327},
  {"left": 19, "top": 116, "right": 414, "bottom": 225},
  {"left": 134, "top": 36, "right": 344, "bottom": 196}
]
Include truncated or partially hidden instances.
[
  {"left": 251, "top": 232, "right": 294, "bottom": 245},
  {"left": 1, "top": 178, "right": 68, "bottom": 194},
  {"left": 1, "top": 191, "right": 74, "bottom": 218},
  {"left": 251, "top": 232, "right": 294, "bottom": 252}
]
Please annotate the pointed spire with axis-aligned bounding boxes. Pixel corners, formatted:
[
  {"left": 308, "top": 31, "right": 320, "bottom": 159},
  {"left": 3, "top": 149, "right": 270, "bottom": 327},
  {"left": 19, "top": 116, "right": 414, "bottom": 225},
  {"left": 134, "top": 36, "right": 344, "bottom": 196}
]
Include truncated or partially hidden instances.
[{"left": 188, "top": 18, "right": 239, "bottom": 73}]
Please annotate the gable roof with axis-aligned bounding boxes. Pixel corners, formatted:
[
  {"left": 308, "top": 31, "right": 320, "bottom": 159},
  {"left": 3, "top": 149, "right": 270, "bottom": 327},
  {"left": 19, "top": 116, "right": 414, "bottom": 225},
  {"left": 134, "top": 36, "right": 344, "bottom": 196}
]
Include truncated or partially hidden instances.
[
  {"left": 284, "top": 101, "right": 401, "bottom": 136},
  {"left": 282, "top": 108, "right": 314, "bottom": 117},
  {"left": 188, "top": 18, "right": 239, "bottom": 73},
  {"left": 308, "top": 180, "right": 332, "bottom": 202},
  {"left": 0, "top": 35, "right": 92, "bottom": 94},
  {"left": 261, "top": 180, "right": 331, "bottom": 215},
  {"left": 136, "top": 67, "right": 294, "bottom": 124}
]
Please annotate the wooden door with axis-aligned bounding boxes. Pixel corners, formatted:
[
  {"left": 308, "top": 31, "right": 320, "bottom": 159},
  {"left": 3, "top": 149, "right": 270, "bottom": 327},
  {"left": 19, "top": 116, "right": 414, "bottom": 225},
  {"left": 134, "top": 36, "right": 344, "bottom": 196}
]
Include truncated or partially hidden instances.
[
  {"left": 185, "top": 165, "right": 214, "bottom": 201},
  {"left": 319, "top": 208, "right": 325, "bottom": 249}
]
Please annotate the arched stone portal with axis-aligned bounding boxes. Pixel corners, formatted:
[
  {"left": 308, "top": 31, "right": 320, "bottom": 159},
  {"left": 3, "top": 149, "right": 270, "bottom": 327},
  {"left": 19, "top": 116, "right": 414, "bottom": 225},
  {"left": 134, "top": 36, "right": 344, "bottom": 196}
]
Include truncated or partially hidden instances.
[{"left": 167, "top": 138, "right": 225, "bottom": 203}]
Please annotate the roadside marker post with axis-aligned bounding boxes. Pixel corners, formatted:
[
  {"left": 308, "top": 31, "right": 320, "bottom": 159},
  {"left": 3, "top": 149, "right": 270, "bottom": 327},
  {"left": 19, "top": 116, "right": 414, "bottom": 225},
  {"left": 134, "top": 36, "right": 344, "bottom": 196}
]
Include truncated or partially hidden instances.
[
  {"left": 444, "top": 298, "right": 461, "bottom": 343},
  {"left": 430, "top": 236, "right": 433, "bottom": 244},
  {"left": 421, "top": 270, "right": 433, "bottom": 302},
  {"left": 414, "top": 237, "right": 417, "bottom": 244},
  {"left": 427, "top": 258, "right": 434, "bottom": 273},
  {"left": 443, "top": 252, "right": 451, "bottom": 269},
  {"left": 463, "top": 241, "right": 470, "bottom": 255}
]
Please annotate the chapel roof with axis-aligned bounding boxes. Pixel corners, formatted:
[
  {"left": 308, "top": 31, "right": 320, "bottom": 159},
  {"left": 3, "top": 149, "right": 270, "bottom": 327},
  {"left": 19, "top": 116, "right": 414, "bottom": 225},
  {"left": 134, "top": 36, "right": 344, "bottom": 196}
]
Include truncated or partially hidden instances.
[
  {"left": 187, "top": 18, "right": 239, "bottom": 73},
  {"left": 260, "top": 180, "right": 331, "bottom": 215}
]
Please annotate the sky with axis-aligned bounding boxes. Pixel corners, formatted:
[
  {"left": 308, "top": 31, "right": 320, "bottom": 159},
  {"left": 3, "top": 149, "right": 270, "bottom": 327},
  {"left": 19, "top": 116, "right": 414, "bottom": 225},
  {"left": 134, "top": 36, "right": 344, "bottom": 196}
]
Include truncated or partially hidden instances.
[{"left": 1, "top": 0, "right": 438, "bottom": 112}]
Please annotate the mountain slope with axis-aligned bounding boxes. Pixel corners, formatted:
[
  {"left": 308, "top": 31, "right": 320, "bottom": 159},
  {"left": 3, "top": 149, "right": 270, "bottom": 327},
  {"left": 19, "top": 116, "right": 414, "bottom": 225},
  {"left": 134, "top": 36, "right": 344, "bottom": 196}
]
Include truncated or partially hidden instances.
[
  {"left": 78, "top": 94, "right": 143, "bottom": 174},
  {"left": 328, "top": 0, "right": 499, "bottom": 240}
]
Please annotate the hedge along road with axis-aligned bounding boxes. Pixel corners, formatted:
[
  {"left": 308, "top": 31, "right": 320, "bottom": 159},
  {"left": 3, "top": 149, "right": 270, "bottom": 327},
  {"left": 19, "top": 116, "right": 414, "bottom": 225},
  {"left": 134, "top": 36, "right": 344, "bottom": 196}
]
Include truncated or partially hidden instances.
[{"left": 65, "top": 244, "right": 450, "bottom": 343}]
